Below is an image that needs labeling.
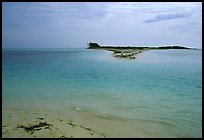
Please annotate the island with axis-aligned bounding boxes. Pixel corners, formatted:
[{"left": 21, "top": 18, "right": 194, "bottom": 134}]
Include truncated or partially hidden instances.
[{"left": 87, "top": 42, "right": 193, "bottom": 59}]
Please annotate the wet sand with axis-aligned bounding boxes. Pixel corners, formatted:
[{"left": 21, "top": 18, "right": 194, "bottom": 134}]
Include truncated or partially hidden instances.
[
  {"left": 2, "top": 109, "right": 106, "bottom": 138},
  {"left": 2, "top": 108, "right": 140, "bottom": 138},
  {"left": 2, "top": 108, "right": 178, "bottom": 138}
]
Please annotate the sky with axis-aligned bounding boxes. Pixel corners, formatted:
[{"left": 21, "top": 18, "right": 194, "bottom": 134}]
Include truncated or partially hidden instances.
[{"left": 2, "top": 2, "right": 202, "bottom": 48}]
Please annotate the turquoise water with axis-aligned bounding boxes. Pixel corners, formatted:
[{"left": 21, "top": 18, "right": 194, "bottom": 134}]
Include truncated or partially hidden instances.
[{"left": 2, "top": 48, "right": 202, "bottom": 137}]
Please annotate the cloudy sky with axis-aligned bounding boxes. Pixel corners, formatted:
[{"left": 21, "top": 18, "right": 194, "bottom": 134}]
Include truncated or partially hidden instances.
[{"left": 2, "top": 2, "right": 202, "bottom": 48}]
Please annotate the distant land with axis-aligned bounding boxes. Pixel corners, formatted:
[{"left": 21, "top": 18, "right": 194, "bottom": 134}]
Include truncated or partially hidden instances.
[{"left": 87, "top": 42, "right": 195, "bottom": 59}]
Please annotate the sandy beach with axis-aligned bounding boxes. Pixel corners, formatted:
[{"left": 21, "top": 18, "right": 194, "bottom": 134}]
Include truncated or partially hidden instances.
[
  {"left": 2, "top": 108, "right": 147, "bottom": 138},
  {"left": 2, "top": 109, "right": 107, "bottom": 138},
  {"left": 3, "top": 106, "right": 184, "bottom": 138}
]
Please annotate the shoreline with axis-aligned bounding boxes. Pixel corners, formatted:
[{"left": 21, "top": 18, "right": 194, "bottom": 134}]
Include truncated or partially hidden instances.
[
  {"left": 2, "top": 109, "right": 107, "bottom": 138},
  {"left": 2, "top": 108, "right": 136, "bottom": 138},
  {"left": 2, "top": 108, "right": 181, "bottom": 138}
]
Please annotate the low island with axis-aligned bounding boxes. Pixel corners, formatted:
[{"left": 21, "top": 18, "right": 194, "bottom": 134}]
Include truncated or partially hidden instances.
[{"left": 87, "top": 42, "right": 193, "bottom": 59}]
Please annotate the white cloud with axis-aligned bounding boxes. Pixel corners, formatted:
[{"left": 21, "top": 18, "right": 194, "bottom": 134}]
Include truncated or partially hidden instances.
[{"left": 2, "top": 2, "right": 202, "bottom": 48}]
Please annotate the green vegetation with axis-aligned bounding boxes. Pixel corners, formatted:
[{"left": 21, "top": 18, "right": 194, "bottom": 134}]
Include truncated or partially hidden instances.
[
  {"left": 87, "top": 42, "right": 191, "bottom": 50},
  {"left": 158, "top": 46, "right": 190, "bottom": 49},
  {"left": 87, "top": 42, "right": 101, "bottom": 49}
]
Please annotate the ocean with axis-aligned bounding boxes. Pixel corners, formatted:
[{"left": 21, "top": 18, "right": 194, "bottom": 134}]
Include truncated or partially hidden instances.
[{"left": 2, "top": 48, "right": 202, "bottom": 137}]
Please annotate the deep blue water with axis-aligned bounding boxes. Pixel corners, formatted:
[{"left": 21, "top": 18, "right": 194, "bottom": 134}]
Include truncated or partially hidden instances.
[{"left": 2, "top": 48, "right": 202, "bottom": 137}]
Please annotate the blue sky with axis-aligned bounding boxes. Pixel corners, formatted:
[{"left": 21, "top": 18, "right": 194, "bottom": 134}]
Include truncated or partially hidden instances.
[{"left": 2, "top": 2, "right": 202, "bottom": 48}]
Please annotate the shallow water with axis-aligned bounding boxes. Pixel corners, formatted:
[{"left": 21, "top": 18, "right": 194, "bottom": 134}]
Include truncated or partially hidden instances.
[{"left": 2, "top": 48, "right": 202, "bottom": 137}]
